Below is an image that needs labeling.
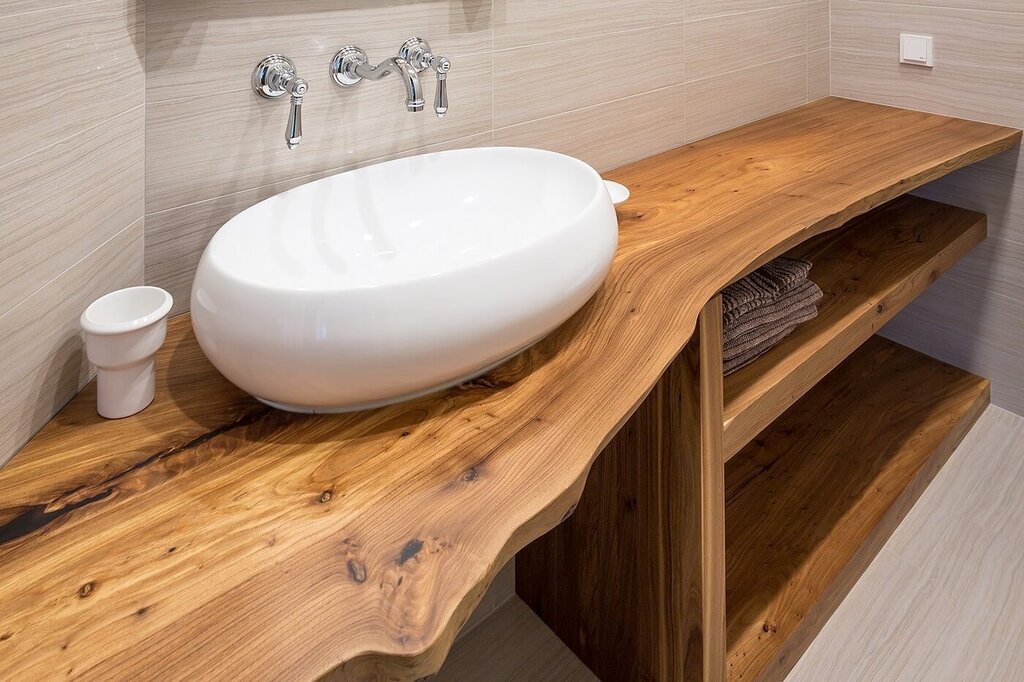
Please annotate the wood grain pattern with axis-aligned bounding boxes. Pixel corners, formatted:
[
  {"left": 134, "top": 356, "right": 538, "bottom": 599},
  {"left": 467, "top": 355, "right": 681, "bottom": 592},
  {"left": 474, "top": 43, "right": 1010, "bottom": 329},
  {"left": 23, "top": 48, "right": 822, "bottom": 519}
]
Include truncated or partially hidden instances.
[
  {"left": 723, "top": 195, "right": 987, "bottom": 459},
  {"left": 516, "top": 297, "right": 726, "bottom": 682},
  {"left": 429, "top": 409, "right": 1024, "bottom": 682},
  {"left": 0, "top": 99, "right": 1017, "bottom": 681},
  {"left": 725, "top": 337, "right": 990, "bottom": 681}
]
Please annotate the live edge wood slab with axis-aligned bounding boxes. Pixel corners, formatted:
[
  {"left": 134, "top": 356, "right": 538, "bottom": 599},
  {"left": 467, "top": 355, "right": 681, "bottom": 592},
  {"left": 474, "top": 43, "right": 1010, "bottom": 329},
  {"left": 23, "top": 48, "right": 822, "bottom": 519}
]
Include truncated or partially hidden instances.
[{"left": 0, "top": 98, "right": 1018, "bottom": 681}]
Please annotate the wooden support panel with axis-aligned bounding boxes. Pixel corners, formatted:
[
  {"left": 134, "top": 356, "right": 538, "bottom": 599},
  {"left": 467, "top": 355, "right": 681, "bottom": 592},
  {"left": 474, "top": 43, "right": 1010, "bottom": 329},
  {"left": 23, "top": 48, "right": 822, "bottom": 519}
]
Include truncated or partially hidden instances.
[
  {"left": 517, "top": 297, "right": 726, "bottom": 682},
  {"left": 725, "top": 336, "right": 989, "bottom": 681},
  {"left": 723, "top": 195, "right": 986, "bottom": 459}
]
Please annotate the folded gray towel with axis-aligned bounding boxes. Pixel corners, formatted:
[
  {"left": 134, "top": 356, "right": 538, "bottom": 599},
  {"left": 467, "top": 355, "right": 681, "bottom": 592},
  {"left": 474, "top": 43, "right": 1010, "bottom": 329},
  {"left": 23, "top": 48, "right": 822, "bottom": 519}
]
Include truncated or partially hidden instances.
[
  {"left": 722, "top": 257, "right": 813, "bottom": 326},
  {"left": 723, "top": 302, "right": 820, "bottom": 371},
  {"left": 720, "top": 256, "right": 823, "bottom": 376},
  {"left": 724, "top": 318, "right": 806, "bottom": 375},
  {"left": 723, "top": 280, "right": 823, "bottom": 347}
]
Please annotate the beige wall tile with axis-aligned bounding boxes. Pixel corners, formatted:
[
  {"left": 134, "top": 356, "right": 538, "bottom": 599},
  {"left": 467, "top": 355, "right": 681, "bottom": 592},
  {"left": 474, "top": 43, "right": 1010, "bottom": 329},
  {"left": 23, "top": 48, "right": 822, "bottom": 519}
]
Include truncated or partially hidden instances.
[
  {"left": 913, "top": 154, "right": 1023, "bottom": 244},
  {"left": 145, "top": 0, "right": 492, "bottom": 102},
  {"left": 686, "top": 0, "right": 802, "bottom": 21},
  {"left": 0, "top": 220, "right": 144, "bottom": 467},
  {"left": 1, "top": 0, "right": 144, "bottom": 164},
  {"left": 494, "top": 23, "right": 686, "bottom": 128},
  {"left": 0, "top": 0, "right": 101, "bottom": 15},
  {"left": 832, "top": 0, "right": 1024, "bottom": 415},
  {"left": 831, "top": 48, "right": 1023, "bottom": 128},
  {"left": 146, "top": 132, "right": 494, "bottom": 315},
  {"left": 493, "top": 85, "right": 686, "bottom": 173},
  {"left": 143, "top": 0, "right": 825, "bottom": 319},
  {"left": 807, "top": 0, "right": 830, "bottom": 51},
  {"left": 882, "top": 284, "right": 1024, "bottom": 415},
  {"left": 0, "top": 106, "right": 144, "bottom": 318},
  {"left": 934, "top": 237, "right": 1024, "bottom": 303},
  {"left": 684, "top": 54, "right": 807, "bottom": 141},
  {"left": 832, "top": 0, "right": 1024, "bottom": 71},
  {"left": 145, "top": 53, "right": 493, "bottom": 213},
  {"left": 685, "top": 4, "right": 806, "bottom": 82},
  {"left": 808, "top": 47, "right": 830, "bottom": 99},
  {"left": 493, "top": 0, "right": 679, "bottom": 49}
]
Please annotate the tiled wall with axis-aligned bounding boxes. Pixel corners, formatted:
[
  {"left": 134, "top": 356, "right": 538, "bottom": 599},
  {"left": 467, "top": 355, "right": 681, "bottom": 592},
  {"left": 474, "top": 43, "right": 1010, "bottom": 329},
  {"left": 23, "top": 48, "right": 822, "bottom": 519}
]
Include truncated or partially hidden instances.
[
  {"left": 0, "top": 0, "right": 826, "bottom": 466},
  {"left": 0, "top": 0, "right": 145, "bottom": 466},
  {"left": 830, "top": 0, "right": 1024, "bottom": 414},
  {"left": 145, "top": 0, "right": 830, "bottom": 315}
]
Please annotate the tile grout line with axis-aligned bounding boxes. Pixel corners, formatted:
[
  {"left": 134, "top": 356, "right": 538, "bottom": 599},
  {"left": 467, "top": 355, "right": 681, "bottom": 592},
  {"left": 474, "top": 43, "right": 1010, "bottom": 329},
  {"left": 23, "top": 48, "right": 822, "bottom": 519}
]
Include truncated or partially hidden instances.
[
  {"left": 143, "top": 130, "right": 498, "bottom": 218},
  {"left": 683, "top": 0, "right": 808, "bottom": 25},
  {"left": 0, "top": 0, "right": 109, "bottom": 21},
  {"left": 0, "top": 216, "right": 144, "bottom": 327},
  {"left": 0, "top": 103, "right": 144, "bottom": 174},
  {"left": 846, "top": 0, "right": 1024, "bottom": 17}
]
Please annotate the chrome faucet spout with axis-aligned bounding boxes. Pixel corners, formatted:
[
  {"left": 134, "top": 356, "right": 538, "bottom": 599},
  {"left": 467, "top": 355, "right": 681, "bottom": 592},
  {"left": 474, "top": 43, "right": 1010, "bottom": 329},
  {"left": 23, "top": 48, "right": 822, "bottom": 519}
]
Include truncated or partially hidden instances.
[
  {"left": 330, "top": 39, "right": 448, "bottom": 116},
  {"left": 332, "top": 49, "right": 425, "bottom": 112},
  {"left": 354, "top": 57, "right": 424, "bottom": 112}
]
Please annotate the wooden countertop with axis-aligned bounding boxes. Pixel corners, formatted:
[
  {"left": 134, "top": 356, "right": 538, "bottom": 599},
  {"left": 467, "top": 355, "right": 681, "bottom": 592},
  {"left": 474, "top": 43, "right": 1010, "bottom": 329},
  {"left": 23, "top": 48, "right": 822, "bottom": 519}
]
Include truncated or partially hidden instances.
[{"left": 0, "top": 98, "right": 1018, "bottom": 681}]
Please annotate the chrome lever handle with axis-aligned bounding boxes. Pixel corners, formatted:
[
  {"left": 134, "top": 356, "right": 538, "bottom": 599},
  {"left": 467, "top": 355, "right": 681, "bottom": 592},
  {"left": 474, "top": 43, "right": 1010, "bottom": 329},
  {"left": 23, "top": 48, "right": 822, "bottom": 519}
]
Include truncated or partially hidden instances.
[
  {"left": 252, "top": 55, "right": 308, "bottom": 150},
  {"left": 286, "top": 78, "right": 307, "bottom": 149},
  {"left": 432, "top": 56, "right": 450, "bottom": 119}
]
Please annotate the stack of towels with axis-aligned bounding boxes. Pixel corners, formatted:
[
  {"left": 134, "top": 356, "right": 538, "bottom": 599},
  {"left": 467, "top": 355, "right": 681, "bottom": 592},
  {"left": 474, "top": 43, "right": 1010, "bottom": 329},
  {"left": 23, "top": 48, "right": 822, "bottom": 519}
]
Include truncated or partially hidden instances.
[{"left": 721, "top": 257, "right": 823, "bottom": 375}]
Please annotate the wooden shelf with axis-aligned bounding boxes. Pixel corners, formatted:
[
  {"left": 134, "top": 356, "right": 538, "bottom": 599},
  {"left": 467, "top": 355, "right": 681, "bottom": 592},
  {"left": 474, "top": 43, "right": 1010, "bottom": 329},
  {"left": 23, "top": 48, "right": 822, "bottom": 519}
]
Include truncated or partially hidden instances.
[
  {"left": 724, "top": 336, "right": 989, "bottom": 681},
  {"left": 722, "top": 195, "right": 986, "bottom": 459}
]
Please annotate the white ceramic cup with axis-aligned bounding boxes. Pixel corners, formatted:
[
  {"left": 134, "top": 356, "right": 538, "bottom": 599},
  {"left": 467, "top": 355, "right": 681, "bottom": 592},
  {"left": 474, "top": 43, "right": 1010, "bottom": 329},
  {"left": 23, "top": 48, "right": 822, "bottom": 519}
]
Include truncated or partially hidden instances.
[{"left": 80, "top": 286, "right": 174, "bottom": 419}]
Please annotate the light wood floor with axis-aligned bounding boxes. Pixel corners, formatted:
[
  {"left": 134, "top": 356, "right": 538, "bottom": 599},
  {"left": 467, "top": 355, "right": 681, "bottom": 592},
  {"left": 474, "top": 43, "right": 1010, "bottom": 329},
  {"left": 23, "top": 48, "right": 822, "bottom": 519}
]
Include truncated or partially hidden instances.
[
  {"left": 435, "top": 598, "right": 597, "bottom": 681},
  {"left": 787, "top": 405, "right": 1024, "bottom": 681},
  {"left": 439, "top": 406, "right": 1024, "bottom": 681}
]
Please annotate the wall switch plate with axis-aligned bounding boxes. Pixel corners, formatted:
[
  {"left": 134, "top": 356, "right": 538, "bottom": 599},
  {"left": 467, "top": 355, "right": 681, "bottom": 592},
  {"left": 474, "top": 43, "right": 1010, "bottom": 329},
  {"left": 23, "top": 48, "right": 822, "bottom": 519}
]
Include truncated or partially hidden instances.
[{"left": 900, "top": 33, "right": 934, "bottom": 67}]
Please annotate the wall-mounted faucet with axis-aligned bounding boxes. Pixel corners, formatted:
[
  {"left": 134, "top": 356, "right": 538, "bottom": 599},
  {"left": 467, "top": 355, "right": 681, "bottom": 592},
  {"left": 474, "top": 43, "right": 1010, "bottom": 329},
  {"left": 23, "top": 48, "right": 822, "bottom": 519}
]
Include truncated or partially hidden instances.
[
  {"left": 330, "top": 38, "right": 451, "bottom": 118},
  {"left": 252, "top": 55, "right": 308, "bottom": 150}
]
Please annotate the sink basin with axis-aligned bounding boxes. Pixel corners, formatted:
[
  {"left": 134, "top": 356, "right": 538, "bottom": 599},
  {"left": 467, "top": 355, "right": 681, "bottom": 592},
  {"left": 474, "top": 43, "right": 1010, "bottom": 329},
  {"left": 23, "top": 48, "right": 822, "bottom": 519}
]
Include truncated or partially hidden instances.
[{"left": 190, "top": 147, "right": 619, "bottom": 412}]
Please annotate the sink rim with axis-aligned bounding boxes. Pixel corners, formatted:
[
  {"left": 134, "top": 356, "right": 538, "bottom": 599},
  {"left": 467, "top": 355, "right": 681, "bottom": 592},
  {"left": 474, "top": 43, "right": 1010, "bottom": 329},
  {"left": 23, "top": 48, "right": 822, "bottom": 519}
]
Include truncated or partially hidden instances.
[
  {"left": 200, "top": 146, "right": 611, "bottom": 295},
  {"left": 190, "top": 145, "right": 619, "bottom": 412}
]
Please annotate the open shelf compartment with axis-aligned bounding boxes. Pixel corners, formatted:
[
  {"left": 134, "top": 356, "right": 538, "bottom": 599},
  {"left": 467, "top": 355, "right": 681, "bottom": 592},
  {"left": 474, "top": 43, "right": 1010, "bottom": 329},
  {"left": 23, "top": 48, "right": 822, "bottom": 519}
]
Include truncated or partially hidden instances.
[
  {"left": 724, "top": 336, "right": 989, "bottom": 681},
  {"left": 722, "top": 195, "right": 986, "bottom": 460}
]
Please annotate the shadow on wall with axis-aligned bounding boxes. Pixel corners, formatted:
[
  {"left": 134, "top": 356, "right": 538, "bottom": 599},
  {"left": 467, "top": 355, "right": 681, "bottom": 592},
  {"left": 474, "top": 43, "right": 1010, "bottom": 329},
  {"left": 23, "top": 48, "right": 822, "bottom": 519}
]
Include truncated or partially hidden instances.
[
  {"left": 2, "top": 336, "right": 89, "bottom": 468},
  {"left": 885, "top": 145, "right": 1023, "bottom": 407},
  {"left": 130, "top": 0, "right": 145, "bottom": 64}
]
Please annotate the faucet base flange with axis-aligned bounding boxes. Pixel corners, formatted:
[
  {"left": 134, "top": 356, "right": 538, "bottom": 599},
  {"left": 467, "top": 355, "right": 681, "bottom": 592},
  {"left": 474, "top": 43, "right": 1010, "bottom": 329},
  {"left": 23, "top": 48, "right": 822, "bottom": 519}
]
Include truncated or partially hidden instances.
[
  {"left": 252, "top": 54, "right": 298, "bottom": 98},
  {"left": 330, "top": 46, "right": 369, "bottom": 87}
]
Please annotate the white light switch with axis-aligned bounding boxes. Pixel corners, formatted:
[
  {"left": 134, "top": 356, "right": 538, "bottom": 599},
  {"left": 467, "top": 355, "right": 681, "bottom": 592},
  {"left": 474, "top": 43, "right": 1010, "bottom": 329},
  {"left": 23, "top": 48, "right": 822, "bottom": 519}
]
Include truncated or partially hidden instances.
[{"left": 900, "top": 33, "right": 934, "bottom": 67}]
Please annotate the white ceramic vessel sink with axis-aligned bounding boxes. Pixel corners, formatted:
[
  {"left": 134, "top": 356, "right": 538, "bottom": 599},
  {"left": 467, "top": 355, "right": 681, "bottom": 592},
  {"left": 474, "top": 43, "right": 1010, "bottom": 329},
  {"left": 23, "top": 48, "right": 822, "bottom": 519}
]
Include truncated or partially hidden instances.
[{"left": 191, "top": 147, "right": 619, "bottom": 412}]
